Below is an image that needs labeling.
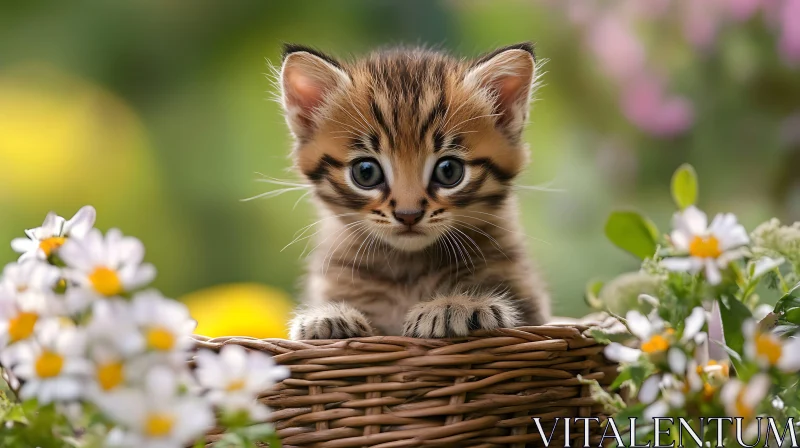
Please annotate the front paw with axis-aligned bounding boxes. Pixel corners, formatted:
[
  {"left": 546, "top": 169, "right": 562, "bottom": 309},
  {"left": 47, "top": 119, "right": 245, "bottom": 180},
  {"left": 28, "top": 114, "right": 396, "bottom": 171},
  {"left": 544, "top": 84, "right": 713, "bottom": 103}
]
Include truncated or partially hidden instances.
[
  {"left": 403, "top": 294, "right": 520, "bottom": 338},
  {"left": 289, "top": 303, "right": 374, "bottom": 340}
]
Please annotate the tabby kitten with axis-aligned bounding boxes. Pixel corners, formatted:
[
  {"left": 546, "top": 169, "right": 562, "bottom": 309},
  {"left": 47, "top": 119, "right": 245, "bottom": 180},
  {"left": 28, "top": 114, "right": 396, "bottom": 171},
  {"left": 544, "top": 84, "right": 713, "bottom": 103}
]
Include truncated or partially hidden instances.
[{"left": 279, "top": 43, "right": 550, "bottom": 339}]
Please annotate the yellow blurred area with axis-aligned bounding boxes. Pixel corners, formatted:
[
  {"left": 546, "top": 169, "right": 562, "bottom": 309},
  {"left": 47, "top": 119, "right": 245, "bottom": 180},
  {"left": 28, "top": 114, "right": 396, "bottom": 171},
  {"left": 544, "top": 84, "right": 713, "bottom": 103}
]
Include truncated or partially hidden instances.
[
  {"left": 0, "top": 64, "right": 153, "bottom": 200},
  {"left": 182, "top": 283, "right": 293, "bottom": 339}
]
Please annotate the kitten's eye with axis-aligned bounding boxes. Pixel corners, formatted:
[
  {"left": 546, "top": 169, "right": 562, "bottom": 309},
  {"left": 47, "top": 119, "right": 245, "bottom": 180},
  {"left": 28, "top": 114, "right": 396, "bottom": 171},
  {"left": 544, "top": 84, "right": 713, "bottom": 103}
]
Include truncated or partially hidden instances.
[
  {"left": 351, "top": 158, "right": 385, "bottom": 188},
  {"left": 432, "top": 158, "right": 464, "bottom": 187}
]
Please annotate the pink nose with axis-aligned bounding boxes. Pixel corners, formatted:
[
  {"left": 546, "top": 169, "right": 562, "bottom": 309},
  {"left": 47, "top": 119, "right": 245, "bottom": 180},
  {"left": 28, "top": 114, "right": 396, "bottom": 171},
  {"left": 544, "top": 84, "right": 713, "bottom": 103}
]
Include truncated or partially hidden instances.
[{"left": 393, "top": 209, "right": 424, "bottom": 226}]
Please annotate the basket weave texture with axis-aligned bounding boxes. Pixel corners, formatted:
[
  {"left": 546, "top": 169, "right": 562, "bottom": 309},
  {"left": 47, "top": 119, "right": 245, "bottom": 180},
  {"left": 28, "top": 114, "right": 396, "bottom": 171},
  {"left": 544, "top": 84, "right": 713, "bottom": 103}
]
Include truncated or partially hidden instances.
[{"left": 194, "top": 324, "right": 617, "bottom": 448}]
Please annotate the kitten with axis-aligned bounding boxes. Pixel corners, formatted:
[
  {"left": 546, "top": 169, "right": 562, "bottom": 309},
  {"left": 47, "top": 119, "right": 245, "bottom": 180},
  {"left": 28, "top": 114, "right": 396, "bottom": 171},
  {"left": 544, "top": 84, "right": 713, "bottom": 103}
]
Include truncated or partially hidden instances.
[{"left": 278, "top": 43, "right": 550, "bottom": 339}]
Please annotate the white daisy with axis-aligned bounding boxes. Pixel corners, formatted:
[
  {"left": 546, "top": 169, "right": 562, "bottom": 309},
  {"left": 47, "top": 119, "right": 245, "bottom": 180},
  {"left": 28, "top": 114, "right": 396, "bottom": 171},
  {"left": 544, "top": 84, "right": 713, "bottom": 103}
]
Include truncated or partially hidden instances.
[
  {"left": 11, "top": 206, "right": 96, "bottom": 262},
  {"left": 10, "top": 320, "right": 91, "bottom": 404},
  {"left": 639, "top": 373, "right": 686, "bottom": 420},
  {"left": 743, "top": 320, "right": 800, "bottom": 372},
  {"left": 194, "top": 345, "right": 289, "bottom": 420},
  {"left": 130, "top": 290, "right": 196, "bottom": 363},
  {"left": 661, "top": 206, "right": 749, "bottom": 285},
  {"left": 0, "top": 287, "right": 62, "bottom": 349},
  {"left": 59, "top": 228, "right": 155, "bottom": 309},
  {"left": 0, "top": 260, "right": 62, "bottom": 294},
  {"left": 85, "top": 300, "right": 146, "bottom": 393},
  {"left": 97, "top": 366, "right": 214, "bottom": 448},
  {"left": 721, "top": 374, "right": 770, "bottom": 423},
  {"left": 604, "top": 307, "right": 705, "bottom": 367}
]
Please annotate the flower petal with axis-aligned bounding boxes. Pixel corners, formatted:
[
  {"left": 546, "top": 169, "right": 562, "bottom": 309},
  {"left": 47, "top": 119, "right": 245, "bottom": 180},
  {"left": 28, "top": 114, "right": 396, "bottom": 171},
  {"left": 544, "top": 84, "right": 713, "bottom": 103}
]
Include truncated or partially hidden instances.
[
  {"left": 64, "top": 206, "right": 96, "bottom": 238},
  {"left": 604, "top": 343, "right": 642, "bottom": 363},
  {"left": 661, "top": 257, "right": 694, "bottom": 272},
  {"left": 704, "top": 260, "right": 722, "bottom": 285},
  {"left": 639, "top": 375, "right": 662, "bottom": 404},
  {"left": 681, "top": 307, "right": 706, "bottom": 342},
  {"left": 674, "top": 206, "right": 708, "bottom": 236},
  {"left": 667, "top": 348, "right": 687, "bottom": 374},
  {"left": 626, "top": 310, "right": 653, "bottom": 340}
]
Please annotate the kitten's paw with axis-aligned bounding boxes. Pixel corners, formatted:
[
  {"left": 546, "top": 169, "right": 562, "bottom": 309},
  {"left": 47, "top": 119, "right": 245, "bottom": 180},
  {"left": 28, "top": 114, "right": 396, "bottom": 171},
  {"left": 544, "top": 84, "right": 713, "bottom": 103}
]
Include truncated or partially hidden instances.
[
  {"left": 289, "top": 303, "right": 374, "bottom": 340},
  {"left": 403, "top": 294, "right": 520, "bottom": 338}
]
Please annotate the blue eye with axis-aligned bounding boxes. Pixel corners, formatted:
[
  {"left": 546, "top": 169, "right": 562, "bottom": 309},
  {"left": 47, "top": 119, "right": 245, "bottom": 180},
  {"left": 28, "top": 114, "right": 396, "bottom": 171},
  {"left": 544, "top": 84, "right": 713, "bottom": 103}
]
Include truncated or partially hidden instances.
[
  {"left": 433, "top": 158, "right": 464, "bottom": 187},
  {"left": 351, "top": 159, "right": 384, "bottom": 188}
]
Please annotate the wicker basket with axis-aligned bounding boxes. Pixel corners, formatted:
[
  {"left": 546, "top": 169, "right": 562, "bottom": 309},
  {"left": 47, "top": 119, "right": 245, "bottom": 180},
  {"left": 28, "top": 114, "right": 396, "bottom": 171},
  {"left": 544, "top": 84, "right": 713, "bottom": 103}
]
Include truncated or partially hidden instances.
[{"left": 194, "top": 323, "right": 618, "bottom": 448}]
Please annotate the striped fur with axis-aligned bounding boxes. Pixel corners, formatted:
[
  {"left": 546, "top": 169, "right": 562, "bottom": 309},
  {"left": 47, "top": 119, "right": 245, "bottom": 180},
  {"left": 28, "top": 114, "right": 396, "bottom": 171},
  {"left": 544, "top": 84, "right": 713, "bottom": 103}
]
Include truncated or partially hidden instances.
[{"left": 279, "top": 44, "right": 550, "bottom": 339}]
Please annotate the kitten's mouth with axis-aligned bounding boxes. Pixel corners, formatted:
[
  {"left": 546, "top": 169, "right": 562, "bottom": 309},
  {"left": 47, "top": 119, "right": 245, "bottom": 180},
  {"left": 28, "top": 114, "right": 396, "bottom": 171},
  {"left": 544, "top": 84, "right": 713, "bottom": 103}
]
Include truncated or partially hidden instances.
[{"left": 396, "top": 228, "right": 425, "bottom": 237}]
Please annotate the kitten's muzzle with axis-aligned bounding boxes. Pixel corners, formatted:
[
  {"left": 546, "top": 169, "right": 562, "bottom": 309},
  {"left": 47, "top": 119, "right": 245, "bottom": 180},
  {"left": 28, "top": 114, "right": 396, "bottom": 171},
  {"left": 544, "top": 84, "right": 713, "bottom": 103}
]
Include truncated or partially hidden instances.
[{"left": 393, "top": 209, "right": 424, "bottom": 226}]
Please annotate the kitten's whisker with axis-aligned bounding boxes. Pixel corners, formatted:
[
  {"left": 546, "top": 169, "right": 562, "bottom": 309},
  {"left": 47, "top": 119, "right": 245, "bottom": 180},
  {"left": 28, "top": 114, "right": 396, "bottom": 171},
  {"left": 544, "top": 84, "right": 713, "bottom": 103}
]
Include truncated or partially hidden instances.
[
  {"left": 451, "top": 212, "right": 550, "bottom": 245},
  {"left": 446, "top": 227, "right": 476, "bottom": 273},
  {"left": 307, "top": 220, "right": 363, "bottom": 263},
  {"left": 290, "top": 212, "right": 358, "bottom": 240},
  {"left": 448, "top": 218, "right": 509, "bottom": 259},
  {"left": 324, "top": 221, "right": 368, "bottom": 276},
  {"left": 293, "top": 190, "right": 312, "bottom": 210},
  {"left": 512, "top": 180, "right": 565, "bottom": 193},
  {"left": 338, "top": 224, "right": 372, "bottom": 282},
  {"left": 240, "top": 186, "right": 307, "bottom": 202},
  {"left": 254, "top": 174, "right": 310, "bottom": 189},
  {"left": 450, "top": 226, "right": 487, "bottom": 266}
]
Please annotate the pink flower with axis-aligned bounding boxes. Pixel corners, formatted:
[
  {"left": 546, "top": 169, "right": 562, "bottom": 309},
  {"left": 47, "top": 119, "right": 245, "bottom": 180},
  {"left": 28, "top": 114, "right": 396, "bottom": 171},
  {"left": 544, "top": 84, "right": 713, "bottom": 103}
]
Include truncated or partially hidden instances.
[
  {"left": 682, "top": 0, "right": 722, "bottom": 50},
  {"left": 621, "top": 76, "right": 695, "bottom": 137},
  {"left": 779, "top": 0, "right": 800, "bottom": 64},
  {"left": 586, "top": 15, "right": 646, "bottom": 82},
  {"left": 727, "top": 0, "right": 762, "bottom": 21}
]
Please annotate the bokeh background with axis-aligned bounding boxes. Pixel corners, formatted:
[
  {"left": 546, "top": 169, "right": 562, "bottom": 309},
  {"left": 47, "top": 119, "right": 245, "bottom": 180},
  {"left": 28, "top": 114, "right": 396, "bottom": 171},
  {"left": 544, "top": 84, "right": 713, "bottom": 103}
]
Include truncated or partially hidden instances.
[{"left": 2, "top": 0, "right": 799, "bottom": 336}]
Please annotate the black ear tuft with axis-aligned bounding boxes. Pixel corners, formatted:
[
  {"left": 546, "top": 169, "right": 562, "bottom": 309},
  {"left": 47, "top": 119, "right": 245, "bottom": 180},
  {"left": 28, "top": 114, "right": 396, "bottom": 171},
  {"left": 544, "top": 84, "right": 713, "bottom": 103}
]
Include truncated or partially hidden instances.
[
  {"left": 282, "top": 43, "right": 343, "bottom": 70},
  {"left": 473, "top": 42, "right": 536, "bottom": 66}
]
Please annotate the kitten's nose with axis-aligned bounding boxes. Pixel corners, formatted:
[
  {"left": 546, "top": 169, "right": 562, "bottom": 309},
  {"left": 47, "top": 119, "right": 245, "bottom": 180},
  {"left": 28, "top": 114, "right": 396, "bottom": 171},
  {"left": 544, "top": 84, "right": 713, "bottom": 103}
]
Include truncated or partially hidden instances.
[{"left": 393, "top": 209, "right": 424, "bottom": 226}]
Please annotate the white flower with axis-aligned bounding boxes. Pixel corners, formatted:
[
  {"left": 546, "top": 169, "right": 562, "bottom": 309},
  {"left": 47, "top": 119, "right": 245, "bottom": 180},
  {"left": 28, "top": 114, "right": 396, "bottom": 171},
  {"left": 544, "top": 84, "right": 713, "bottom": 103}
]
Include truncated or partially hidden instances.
[
  {"left": 11, "top": 206, "right": 96, "bottom": 262},
  {"left": 721, "top": 373, "right": 770, "bottom": 420},
  {"left": 195, "top": 345, "right": 289, "bottom": 420},
  {"left": 97, "top": 366, "right": 213, "bottom": 448},
  {"left": 639, "top": 374, "right": 686, "bottom": 419},
  {"left": 10, "top": 320, "right": 91, "bottom": 404},
  {"left": 749, "top": 256, "right": 785, "bottom": 280},
  {"left": 662, "top": 206, "right": 749, "bottom": 285},
  {"left": 743, "top": 320, "right": 800, "bottom": 372},
  {"left": 0, "top": 261, "right": 62, "bottom": 294},
  {"left": 604, "top": 307, "right": 705, "bottom": 367},
  {"left": 60, "top": 228, "right": 155, "bottom": 309},
  {"left": 85, "top": 300, "right": 147, "bottom": 393},
  {"left": 131, "top": 291, "right": 196, "bottom": 362},
  {"left": 0, "top": 287, "right": 62, "bottom": 349}
]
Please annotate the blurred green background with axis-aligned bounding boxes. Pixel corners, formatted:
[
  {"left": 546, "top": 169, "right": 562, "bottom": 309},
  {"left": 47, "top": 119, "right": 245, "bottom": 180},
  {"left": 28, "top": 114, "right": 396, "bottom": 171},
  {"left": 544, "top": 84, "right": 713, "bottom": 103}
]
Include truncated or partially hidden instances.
[{"left": 1, "top": 0, "right": 799, "bottom": 329}]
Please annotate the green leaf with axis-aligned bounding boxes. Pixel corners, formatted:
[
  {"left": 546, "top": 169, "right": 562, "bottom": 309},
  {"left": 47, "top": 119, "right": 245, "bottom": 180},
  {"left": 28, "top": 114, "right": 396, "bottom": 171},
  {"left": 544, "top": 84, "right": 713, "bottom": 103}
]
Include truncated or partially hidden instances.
[
  {"left": 584, "top": 279, "right": 604, "bottom": 309},
  {"left": 604, "top": 211, "right": 659, "bottom": 260},
  {"left": 717, "top": 296, "right": 752, "bottom": 363},
  {"left": 670, "top": 163, "right": 698, "bottom": 210},
  {"left": 590, "top": 328, "right": 634, "bottom": 345}
]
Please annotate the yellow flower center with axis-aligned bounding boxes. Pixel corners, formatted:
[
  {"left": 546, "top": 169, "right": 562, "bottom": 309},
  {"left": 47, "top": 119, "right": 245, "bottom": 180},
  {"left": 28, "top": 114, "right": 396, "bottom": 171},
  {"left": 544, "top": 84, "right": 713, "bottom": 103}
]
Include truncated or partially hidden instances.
[
  {"left": 689, "top": 235, "right": 722, "bottom": 258},
  {"left": 88, "top": 266, "right": 123, "bottom": 296},
  {"left": 97, "top": 361, "right": 124, "bottom": 391},
  {"left": 226, "top": 379, "right": 246, "bottom": 392},
  {"left": 35, "top": 351, "right": 64, "bottom": 378},
  {"left": 144, "top": 412, "right": 175, "bottom": 437},
  {"left": 146, "top": 327, "right": 175, "bottom": 351},
  {"left": 8, "top": 312, "right": 38, "bottom": 342},
  {"left": 735, "top": 390, "right": 754, "bottom": 420},
  {"left": 702, "top": 383, "right": 716, "bottom": 401},
  {"left": 641, "top": 334, "right": 670, "bottom": 353},
  {"left": 755, "top": 333, "right": 782, "bottom": 365},
  {"left": 39, "top": 236, "right": 66, "bottom": 257}
]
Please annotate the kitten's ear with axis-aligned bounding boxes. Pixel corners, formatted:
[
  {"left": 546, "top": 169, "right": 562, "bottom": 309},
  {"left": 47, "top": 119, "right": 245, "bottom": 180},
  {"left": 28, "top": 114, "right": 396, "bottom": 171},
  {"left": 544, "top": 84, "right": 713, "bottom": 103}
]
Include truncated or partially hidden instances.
[
  {"left": 280, "top": 44, "right": 350, "bottom": 139},
  {"left": 464, "top": 43, "right": 536, "bottom": 138}
]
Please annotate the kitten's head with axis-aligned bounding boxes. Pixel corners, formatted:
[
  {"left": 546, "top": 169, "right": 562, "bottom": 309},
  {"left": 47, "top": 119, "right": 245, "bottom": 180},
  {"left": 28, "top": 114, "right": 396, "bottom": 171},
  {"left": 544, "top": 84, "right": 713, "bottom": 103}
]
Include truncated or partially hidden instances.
[{"left": 279, "top": 44, "right": 537, "bottom": 252}]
